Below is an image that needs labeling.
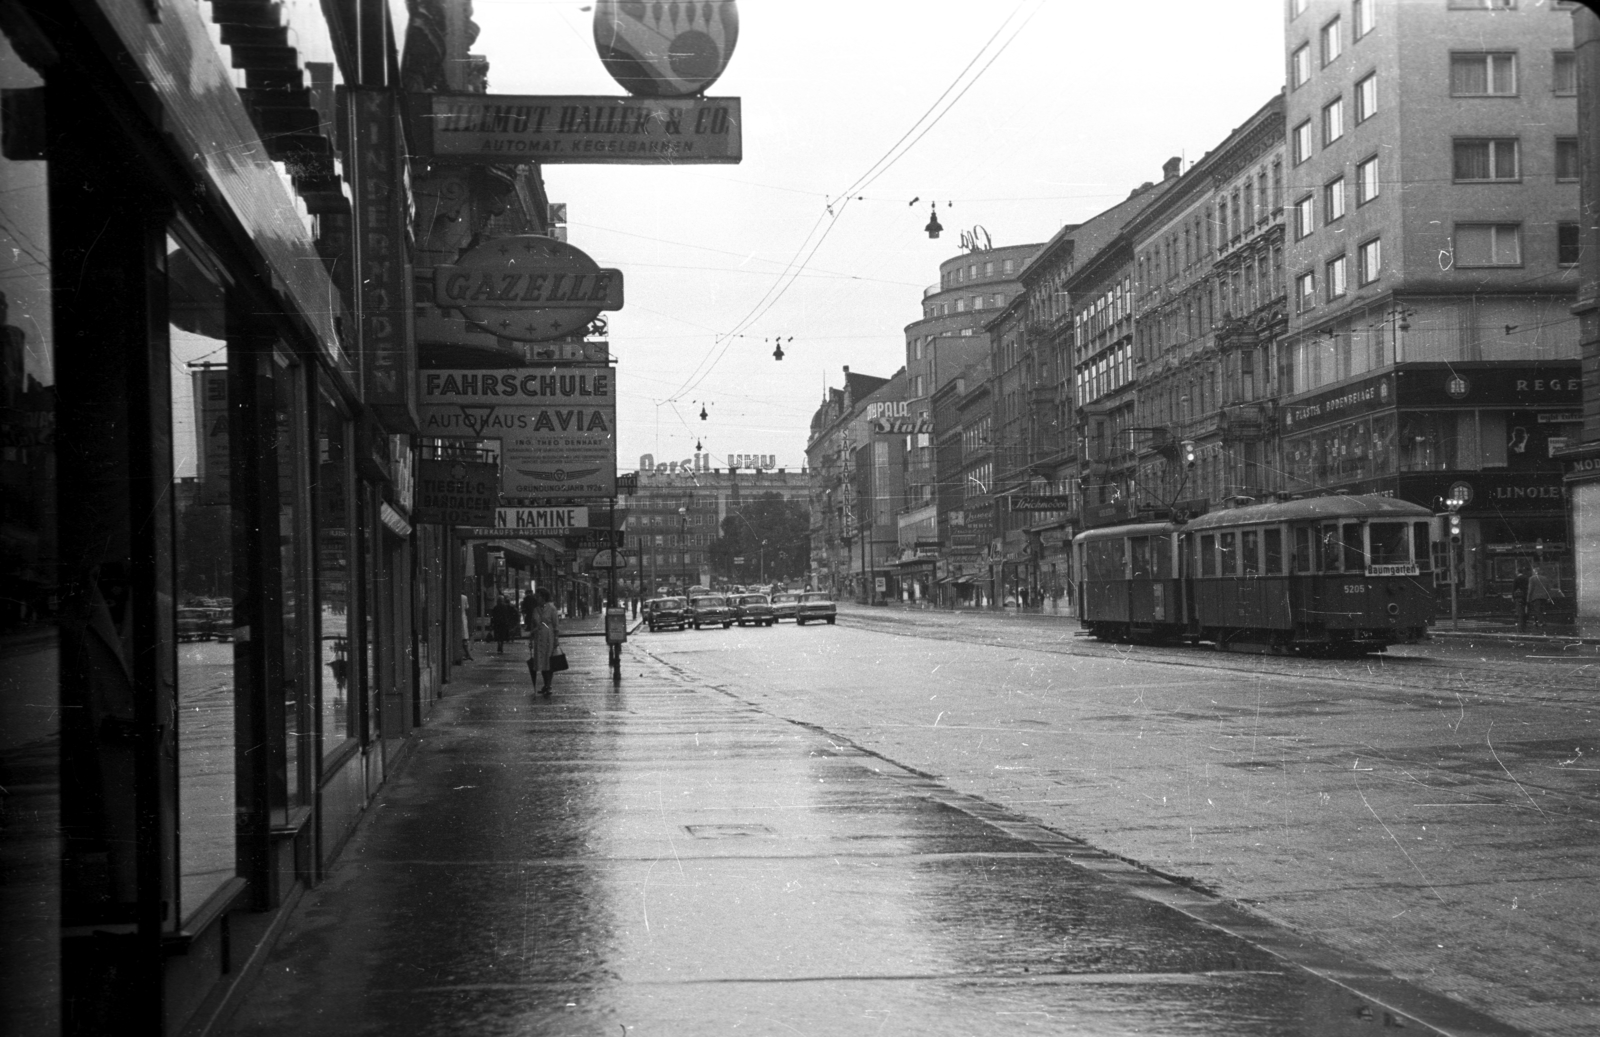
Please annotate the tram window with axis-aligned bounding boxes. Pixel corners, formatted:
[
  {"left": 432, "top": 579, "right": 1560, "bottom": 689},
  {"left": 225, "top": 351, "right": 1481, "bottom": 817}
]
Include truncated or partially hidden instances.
[
  {"left": 1130, "top": 536, "right": 1151, "bottom": 579},
  {"left": 1201, "top": 534, "right": 1217, "bottom": 577},
  {"left": 1369, "top": 522, "right": 1409, "bottom": 565},
  {"left": 1265, "top": 528, "right": 1284, "bottom": 574},
  {"left": 1294, "top": 527, "right": 1312, "bottom": 572},
  {"left": 1319, "top": 524, "right": 1342, "bottom": 571},
  {"left": 1153, "top": 536, "right": 1173, "bottom": 579},
  {"left": 1241, "top": 530, "right": 1260, "bottom": 575},
  {"left": 1342, "top": 523, "right": 1365, "bottom": 571},
  {"left": 1412, "top": 522, "right": 1432, "bottom": 570},
  {"left": 1219, "top": 532, "right": 1237, "bottom": 575}
]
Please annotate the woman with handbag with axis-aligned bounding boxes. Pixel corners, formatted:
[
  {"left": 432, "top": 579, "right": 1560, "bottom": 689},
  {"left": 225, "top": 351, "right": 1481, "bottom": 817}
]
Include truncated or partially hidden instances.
[{"left": 528, "top": 587, "right": 563, "bottom": 695}]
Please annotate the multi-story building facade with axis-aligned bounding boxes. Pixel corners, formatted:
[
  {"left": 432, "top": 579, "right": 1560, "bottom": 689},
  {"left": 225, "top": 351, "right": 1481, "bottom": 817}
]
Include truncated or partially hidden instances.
[
  {"left": 622, "top": 461, "right": 810, "bottom": 594},
  {"left": 1282, "top": 0, "right": 1581, "bottom": 612},
  {"left": 953, "top": 365, "right": 996, "bottom": 605},
  {"left": 1564, "top": 3, "right": 1600, "bottom": 625},
  {"left": 901, "top": 243, "right": 1040, "bottom": 511},
  {"left": 1129, "top": 96, "right": 1287, "bottom": 511},
  {"left": 804, "top": 366, "right": 899, "bottom": 599}
]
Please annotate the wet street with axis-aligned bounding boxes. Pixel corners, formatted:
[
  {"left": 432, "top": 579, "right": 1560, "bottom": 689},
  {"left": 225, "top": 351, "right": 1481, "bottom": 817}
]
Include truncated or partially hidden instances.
[{"left": 223, "top": 610, "right": 1596, "bottom": 1037}]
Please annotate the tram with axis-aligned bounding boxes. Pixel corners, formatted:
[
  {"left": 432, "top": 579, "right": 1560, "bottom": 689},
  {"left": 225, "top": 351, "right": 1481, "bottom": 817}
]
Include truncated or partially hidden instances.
[{"left": 1074, "top": 494, "right": 1437, "bottom": 654}]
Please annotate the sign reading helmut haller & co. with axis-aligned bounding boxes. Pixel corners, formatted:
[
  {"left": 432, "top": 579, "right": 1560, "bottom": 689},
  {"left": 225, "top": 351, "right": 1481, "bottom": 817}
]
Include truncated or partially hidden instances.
[{"left": 420, "top": 94, "right": 742, "bottom": 164}]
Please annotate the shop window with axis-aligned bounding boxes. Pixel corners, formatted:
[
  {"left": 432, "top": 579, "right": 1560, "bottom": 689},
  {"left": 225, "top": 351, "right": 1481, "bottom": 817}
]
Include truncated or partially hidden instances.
[
  {"left": 271, "top": 349, "right": 311, "bottom": 813},
  {"left": 316, "top": 382, "right": 354, "bottom": 755},
  {"left": 167, "top": 229, "right": 238, "bottom": 920}
]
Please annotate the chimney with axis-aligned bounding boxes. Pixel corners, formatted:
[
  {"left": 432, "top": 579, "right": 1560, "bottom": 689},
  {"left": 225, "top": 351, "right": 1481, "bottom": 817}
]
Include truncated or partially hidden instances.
[
  {"left": 1162, "top": 156, "right": 1182, "bottom": 180},
  {"left": 843, "top": 365, "right": 850, "bottom": 375}
]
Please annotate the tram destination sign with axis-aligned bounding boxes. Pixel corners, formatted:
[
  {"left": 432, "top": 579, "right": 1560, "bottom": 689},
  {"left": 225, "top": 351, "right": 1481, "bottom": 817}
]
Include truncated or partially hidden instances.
[
  {"left": 419, "top": 368, "right": 617, "bottom": 499},
  {"left": 420, "top": 94, "right": 742, "bottom": 164}
]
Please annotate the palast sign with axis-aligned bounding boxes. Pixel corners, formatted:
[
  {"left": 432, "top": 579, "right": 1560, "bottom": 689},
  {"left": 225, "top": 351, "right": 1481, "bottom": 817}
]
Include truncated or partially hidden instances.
[
  {"left": 421, "top": 94, "right": 742, "bottom": 165},
  {"left": 433, "top": 235, "right": 623, "bottom": 342}
]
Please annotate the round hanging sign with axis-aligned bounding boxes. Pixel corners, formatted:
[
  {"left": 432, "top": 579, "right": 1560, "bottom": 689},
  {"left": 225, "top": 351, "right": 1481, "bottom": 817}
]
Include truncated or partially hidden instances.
[
  {"left": 593, "top": 0, "right": 739, "bottom": 98},
  {"left": 432, "top": 235, "right": 625, "bottom": 342}
]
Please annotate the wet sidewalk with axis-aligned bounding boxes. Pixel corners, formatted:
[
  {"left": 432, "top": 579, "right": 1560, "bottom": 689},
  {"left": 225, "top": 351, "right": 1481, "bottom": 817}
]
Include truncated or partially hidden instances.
[{"left": 221, "top": 638, "right": 1525, "bottom": 1037}]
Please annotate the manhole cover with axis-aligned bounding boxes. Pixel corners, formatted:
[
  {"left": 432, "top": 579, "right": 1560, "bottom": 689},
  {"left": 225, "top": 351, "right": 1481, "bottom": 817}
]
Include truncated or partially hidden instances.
[{"left": 684, "top": 824, "right": 775, "bottom": 838}]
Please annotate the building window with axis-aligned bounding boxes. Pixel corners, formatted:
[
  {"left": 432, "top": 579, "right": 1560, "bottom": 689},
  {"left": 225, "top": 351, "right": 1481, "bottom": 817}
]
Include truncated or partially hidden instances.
[
  {"left": 1450, "top": 52, "right": 1517, "bottom": 96},
  {"left": 1321, "top": 17, "right": 1342, "bottom": 65},
  {"left": 1323, "top": 97, "right": 1344, "bottom": 145},
  {"left": 984, "top": 261, "right": 994, "bottom": 276},
  {"left": 1293, "top": 0, "right": 1309, "bottom": 15},
  {"left": 1324, "top": 176, "right": 1346, "bottom": 222},
  {"left": 1555, "top": 51, "right": 1576, "bottom": 96},
  {"left": 1293, "top": 120, "right": 1314, "bottom": 164},
  {"left": 1292, "top": 44, "right": 1312, "bottom": 88},
  {"left": 1357, "top": 237, "right": 1382, "bottom": 284},
  {"left": 1356, "top": 155, "right": 1379, "bottom": 204},
  {"left": 1453, "top": 138, "right": 1519, "bottom": 181},
  {"left": 1003, "top": 258, "right": 1014, "bottom": 274},
  {"left": 1455, "top": 223, "right": 1521, "bottom": 266},
  {"left": 1559, "top": 222, "right": 1581, "bottom": 266},
  {"left": 1294, "top": 194, "right": 1315, "bottom": 239},
  {"left": 1326, "top": 255, "right": 1348, "bottom": 299},
  {"left": 1272, "top": 160, "right": 1283, "bottom": 209},
  {"left": 1557, "top": 136, "right": 1579, "bottom": 181},
  {"left": 1353, "top": 0, "right": 1375, "bottom": 38},
  {"left": 1296, "top": 271, "right": 1316, "bottom": 313},
  {"left": 1355, "top": 73, "right": 1377, "bottom": 122}
]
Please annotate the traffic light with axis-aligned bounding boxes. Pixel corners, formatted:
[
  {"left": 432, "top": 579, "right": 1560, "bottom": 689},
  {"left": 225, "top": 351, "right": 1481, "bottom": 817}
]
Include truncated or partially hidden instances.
[
  {"left": 1448, "top": 512, "right": 1462, "bottom": 544},
  {"left": 1180, "top": 440, "right": 1197, "bottom": 468}
]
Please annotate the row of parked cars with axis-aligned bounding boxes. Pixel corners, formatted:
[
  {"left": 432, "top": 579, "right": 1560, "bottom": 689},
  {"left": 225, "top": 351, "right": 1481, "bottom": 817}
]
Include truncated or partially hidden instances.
[
  {"left": 644, "top": 591, "right": 837, "bottom": 632},
  {"left": 176, "top": 599, "right": 234, "bottom": 642}
]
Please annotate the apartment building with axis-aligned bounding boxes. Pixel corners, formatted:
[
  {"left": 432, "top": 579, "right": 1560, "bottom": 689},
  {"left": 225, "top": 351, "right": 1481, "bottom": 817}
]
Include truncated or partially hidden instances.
[{"left": 1282, "top": 0, "right": 1581, "bottom": 609}]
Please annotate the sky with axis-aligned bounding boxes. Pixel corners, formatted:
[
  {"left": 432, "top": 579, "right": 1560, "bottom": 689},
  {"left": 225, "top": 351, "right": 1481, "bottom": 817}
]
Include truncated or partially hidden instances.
[{"left": 469, "top": 0, "right": 1286, "bottom": 473}]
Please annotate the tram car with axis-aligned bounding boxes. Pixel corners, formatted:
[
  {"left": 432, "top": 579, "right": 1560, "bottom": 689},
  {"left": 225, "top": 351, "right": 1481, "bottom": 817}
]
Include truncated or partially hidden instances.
[{"left": 1074, "top": 494, "right": 1436, "bottom": 654}]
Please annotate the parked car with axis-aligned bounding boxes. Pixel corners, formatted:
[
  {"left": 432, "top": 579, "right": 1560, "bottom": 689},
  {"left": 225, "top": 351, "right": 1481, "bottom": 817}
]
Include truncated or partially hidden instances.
[
  {"left": 177, "top": 607, "right": 213, "bottom": 642},
  {"left": 795, "top": 592, "right": 837, "bottom": 626},
  {"left": 206, "top": 606, "right": 234, "bottom": 642},
  {"left": 644, "top": 596, "right": 689, "bottom": 632},
  {"left": 687, "top": 594, "right": 734, "bottom": 629},
  {"left": 732, "top": 593, "right": 775, "bottom": 627},
  {"left": 770, "top": 591, "right": 801, "bottom": 622}
]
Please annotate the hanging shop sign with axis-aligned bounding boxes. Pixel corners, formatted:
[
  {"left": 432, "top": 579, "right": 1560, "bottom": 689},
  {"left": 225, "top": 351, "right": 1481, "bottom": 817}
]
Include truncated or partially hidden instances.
[
  {"left": 420, "top": 368, "right": 617, "bottom": 499},
  {"left": 1009, "top": 494, "right": 1074, "bottom": 511},
  {"left": 594, "top": 0, "right": 739, "bottom": 97},
  {"left": 433, "top": 235, "right": 624, "bottom": 342},
  {"left": 353, "top": 88, "right": 417, "bottom": 429},
  {"left": 493, "top": 506, "right": 590, "bottom": 533},
  {"left": 421, "top": 94, "right": 741, "bottom": 164},
  {"left": 414, "top": 459, "right": 500, "bottom": 526}
]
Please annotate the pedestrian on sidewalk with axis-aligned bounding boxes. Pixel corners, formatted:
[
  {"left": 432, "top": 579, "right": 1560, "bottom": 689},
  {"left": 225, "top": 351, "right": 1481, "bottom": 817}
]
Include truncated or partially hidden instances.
[
  {"left": 530, "top": 587, "right": 560, "bottom": 695},
  {"left": 1527, "top": 567, "right": 1557, "bottom": 629},
  {"left": 490, "top": 595, "right": 519, "bottom": 653},
  {"left": 520, "top": 588, "right": 535, "bottom": 636},
  {"left": 459, "top": 593, "right": 474, "bottom": 661},
  {"left": 1513, "top": 567, "right": 1530, "bottom": 632}
]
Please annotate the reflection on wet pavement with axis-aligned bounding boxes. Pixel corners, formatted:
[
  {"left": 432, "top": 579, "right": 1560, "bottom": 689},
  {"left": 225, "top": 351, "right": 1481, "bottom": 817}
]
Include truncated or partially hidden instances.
[{"left": 224, "top": 646, "right": 1523, "bottom": 1036}]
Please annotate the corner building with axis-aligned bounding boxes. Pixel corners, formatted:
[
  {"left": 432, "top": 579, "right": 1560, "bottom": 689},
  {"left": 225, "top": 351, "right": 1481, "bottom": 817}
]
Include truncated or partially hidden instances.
[{"left": 1281, "top": 0, "right": 1581, "bottom": 613}]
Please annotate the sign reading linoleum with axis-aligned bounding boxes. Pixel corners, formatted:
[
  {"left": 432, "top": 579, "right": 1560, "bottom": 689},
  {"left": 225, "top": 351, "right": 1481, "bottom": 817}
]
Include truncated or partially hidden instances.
[{"left": 420, "top": 368, "right": 616, "bottom": 499}]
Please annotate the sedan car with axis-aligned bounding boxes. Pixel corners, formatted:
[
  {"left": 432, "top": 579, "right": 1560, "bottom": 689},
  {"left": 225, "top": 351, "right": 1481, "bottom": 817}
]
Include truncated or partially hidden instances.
[
  {"left": 644, "top": 596, "right": 689, "bottom": 632},
  {"left": 687, "top": 594, "right": 734, "bottom": 629},
  {"left": 769, "top": 591, "right": 801, "bottom": 622},
  {"left": 732, "top": 593, "right": 775, "bottom": 627},
  {"left": 177, "top": 607, "right": 213, "bottom": 642},
  {"left": 795, "top": 592, "right": 837, "bottom": 626}
]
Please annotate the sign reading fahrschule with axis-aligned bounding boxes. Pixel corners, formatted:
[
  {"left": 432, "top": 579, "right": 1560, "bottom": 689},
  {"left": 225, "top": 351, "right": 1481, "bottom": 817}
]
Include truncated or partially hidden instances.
[
  {"left": 421, "top": 94, "right": 741, "bottom": 164},
  {"left": 420, "top": 368, "right": 617, "bottom": 499}
]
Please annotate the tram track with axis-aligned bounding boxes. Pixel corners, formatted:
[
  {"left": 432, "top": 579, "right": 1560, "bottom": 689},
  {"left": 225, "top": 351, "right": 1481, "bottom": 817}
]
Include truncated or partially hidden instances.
[{"left": 836, "top": 608, "right": 1600, "bottom": 707}]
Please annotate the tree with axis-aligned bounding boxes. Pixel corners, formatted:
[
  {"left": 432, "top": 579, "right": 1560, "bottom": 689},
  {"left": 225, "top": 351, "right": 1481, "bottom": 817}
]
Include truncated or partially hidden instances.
[{"left": 710, "top": 493, "right": 810, "bottom": 584}]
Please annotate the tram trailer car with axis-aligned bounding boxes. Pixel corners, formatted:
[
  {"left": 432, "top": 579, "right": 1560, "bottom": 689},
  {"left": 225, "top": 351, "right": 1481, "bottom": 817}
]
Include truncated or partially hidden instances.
[{"left": 1075, "top": 494, "right": 1436, "bottom": 655}]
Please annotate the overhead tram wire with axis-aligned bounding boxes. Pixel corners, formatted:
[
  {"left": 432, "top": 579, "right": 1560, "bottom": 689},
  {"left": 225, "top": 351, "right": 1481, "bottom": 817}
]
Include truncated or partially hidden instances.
[{"left": 663, "top": 0, "right": 1039, "bottom": 404}]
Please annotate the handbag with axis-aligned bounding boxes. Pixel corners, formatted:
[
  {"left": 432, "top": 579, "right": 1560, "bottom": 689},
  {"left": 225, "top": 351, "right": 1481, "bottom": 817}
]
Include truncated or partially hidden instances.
[{"left": 549, "top": 649, "right": 569, "bottom": 672}]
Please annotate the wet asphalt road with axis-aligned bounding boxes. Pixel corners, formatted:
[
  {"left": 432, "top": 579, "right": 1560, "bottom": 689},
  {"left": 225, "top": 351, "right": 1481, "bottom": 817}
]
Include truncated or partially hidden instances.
[
  {"left": 635, "top": 606, "right": 1599, "bottom": 1037},
  {"left": 223, "top": 619, "right": 1558, "bottom": 1037}
]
